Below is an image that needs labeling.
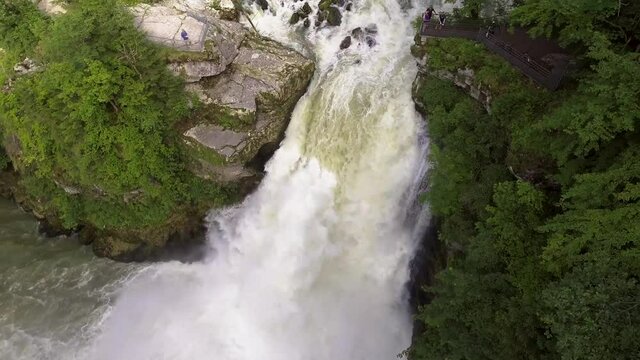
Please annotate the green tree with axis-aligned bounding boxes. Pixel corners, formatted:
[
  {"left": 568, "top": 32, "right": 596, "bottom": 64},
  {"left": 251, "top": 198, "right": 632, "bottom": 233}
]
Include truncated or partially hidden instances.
[
  {"left": 0, "top": 0, "right": 225, "bottom": 229},
  {"left": 412, "top": 182, "right": 552, "bottom": 360}
]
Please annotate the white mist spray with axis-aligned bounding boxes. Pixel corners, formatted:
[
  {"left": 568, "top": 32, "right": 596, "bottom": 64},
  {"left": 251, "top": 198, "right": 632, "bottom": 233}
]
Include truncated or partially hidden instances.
[{"left": 91, "top": 0, "right": 428, "bottom": 359}]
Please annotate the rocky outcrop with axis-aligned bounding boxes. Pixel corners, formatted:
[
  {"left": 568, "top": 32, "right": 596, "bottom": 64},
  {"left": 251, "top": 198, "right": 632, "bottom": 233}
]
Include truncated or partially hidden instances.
[
  {"left": 428, "top": 68, "right": 492, "bottom": 112},
  {"left": 33, "top": 0, "right": 66, "bottom": 15},
  {"left": 412, "top": 39, "right": 492, "bottom": 112},
  {"left": 124, "top": 1, "right": 313, "bottom": 187},
  {"left": 4, "top": 0, "right": 314, "bottom": 261},
  {"left": 13, "top": 58, "right": 41, "bottom": 75},
  {"left": 2, "top": 58, "right": 42, "bottom": 92},
  {"left": 136, "top": 4, "right": 315, "bottom": 187}
]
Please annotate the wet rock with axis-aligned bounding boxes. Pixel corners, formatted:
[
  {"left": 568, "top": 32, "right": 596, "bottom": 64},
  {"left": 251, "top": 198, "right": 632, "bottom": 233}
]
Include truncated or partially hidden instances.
[
  {"left": 345, "top": 2, "right": 352, "bottom": 11},
  {"left": 318, "top": 0, "right": 334, "bottom": 11},
  {"left": 315, "top": 10, "right": 326, "bottom": 26},
  {"left": 339, "top": 36, "right": 352, "bottom": 50},
  {"left": 290, "top": 2, "right": 313, "bottom": 26},
  {"left": 326, "top": 6, "right": 342, "bottom": 26},
  {"left": 256, "top": 0, "right": 269, "bottom": 10},
  {"left": 317, "top": 0, "right": 342, "bottom": 27},
  {"left": 365, "top": 35, "right": 377, "bottom": 47},
  {"left": 301, "top": 2, "right": 312, "bottom": 15},
  {"left": 347, "top": 26, "right": 378, "bottom": 48},
  {"left": 365, "top": 23, "right": 378, "bottom": 34},
  {"left": 38, "top": 219, "right": 75, "bottom": 238},
  {"left": 351, "top": 27, "right": 364, "bottom": 40},
  {"left": 289, "top": 11, "right": 301, "bottom": 24}
]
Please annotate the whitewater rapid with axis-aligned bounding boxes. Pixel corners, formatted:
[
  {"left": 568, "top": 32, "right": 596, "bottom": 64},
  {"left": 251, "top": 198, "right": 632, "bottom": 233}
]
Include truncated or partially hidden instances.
[{"left": 55, "top": 0, "right": 428, "bottom": 359}]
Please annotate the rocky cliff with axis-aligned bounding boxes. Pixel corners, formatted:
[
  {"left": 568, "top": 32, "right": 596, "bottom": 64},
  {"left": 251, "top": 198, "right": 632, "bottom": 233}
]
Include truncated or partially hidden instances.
[
  {"left": 133, "top": 2, "right": 314, "bottom": 187},
  {"left": 3, "top": 0, "right": 314, "bottom": 260}
]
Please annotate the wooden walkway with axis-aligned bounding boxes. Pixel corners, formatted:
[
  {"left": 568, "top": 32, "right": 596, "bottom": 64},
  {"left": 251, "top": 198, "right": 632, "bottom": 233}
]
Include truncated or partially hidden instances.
[{"left": 420, "top": 21, "right": 569, "bottom": 90}]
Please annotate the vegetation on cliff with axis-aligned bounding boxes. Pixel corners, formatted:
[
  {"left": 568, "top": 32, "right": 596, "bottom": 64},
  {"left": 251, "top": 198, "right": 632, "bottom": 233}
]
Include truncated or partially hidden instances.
[
  {"left": 410, "top": 0, "right": 640, "bottom": 359},
  {"left": 0, "top": 0, "right": 233, "bottom": 256}
]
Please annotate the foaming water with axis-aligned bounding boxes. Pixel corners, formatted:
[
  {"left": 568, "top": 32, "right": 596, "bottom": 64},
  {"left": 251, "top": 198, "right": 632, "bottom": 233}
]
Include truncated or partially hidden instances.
[
  {"left": 0, "top": 199, "right": 139, "bottom": 359},
  {"left": 93, "top": 0, "right": 428, "bottom": 359}
]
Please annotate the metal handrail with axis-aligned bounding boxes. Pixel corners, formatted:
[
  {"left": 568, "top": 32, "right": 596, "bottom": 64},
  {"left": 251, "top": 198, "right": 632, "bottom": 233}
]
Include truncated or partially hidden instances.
[
  {"left": 483, "top": 32, "right": 551, "bottom": 76},
  {"left": 420, "top": 23, "right": 565, "bottom": 90}
]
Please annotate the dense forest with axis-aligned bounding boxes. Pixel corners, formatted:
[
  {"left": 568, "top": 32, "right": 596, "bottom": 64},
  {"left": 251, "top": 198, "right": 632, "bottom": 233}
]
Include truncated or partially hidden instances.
[
  {"left": 410, "top": 0, "right": 639, "bottom": 359},
  {"left": 0, "top": 0, "right": 231, "bottom": 241}
]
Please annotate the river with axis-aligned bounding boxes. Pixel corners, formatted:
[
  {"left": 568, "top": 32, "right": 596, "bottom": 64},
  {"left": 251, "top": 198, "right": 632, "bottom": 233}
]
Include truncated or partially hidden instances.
[{"left": 0, "top": 0, "right": 431, "bottom": 358}]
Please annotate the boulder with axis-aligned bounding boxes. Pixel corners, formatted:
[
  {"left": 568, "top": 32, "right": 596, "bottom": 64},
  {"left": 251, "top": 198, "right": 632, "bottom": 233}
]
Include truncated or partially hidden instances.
[
  {"left": 289, "top": 11, "right": 301, "bottom": 24},
  {"left": 255, "top": 0, "right": 269, "bottom": 10},
  {"left": 365, "top": 35, "right": 376, "bottom": 47},
  {"left": 326, "top": 6, "right": 342, "bottom": 26},
  {"left": 339, "top": 36, "right": 352, "bottom": 50},
  {"left": 346, "top": 26, "right": 378, "bottom": 48},
  {"left": 301, "top": 2, "right": 312, "bottom": 15},
  {"left": 316, "top": 0, "right": 343, "bottom": 27},
  {"left": 289, "top": 2, "right": 313, "bottom": 26},
  {"left": 351, "top": 27, "right": 364, "bottom": 40}
]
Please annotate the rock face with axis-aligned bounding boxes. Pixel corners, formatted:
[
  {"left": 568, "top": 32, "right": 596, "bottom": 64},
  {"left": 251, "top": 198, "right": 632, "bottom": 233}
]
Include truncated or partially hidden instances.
[{"left": 133, "top": 2, "right": 314, "bottom": 188}]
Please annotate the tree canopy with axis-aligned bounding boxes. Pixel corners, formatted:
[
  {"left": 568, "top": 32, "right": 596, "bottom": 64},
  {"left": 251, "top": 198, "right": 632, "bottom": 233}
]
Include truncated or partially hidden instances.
[
  {"left": 0, "top": 0, "right": 228, "bottom": 230},
  {"left": 411, "top": 0, "right": 640, "bottom": 359}
]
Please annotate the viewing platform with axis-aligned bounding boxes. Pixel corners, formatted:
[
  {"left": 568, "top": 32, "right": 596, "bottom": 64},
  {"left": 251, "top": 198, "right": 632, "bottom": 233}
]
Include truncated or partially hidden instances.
[{"left": 420, "top": 20, "right": 570, "bottom": 91}]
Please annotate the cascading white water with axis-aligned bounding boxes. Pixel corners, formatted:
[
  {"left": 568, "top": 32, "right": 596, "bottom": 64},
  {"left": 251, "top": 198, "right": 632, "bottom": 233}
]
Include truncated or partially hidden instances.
[{"left": 88, "top": 0, "right": 429, "bottom": 359}]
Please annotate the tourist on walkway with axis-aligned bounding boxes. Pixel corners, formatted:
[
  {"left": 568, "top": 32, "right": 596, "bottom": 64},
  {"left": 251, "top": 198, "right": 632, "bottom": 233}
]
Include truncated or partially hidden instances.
[
  {"left": 181, "top": 29, "right": 189, "bottom": 41},
  {"left": 422, "top": 7, "right": 436, "bottom": 31},
  {"left": 436, "top": 13, "right": 447, "bottom": 30}
]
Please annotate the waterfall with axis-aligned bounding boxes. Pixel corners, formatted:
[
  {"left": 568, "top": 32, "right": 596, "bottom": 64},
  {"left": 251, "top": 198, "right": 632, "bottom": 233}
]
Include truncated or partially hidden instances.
[
  {"left": 90, "top": 0, "right": 428, "bottom": 359},
  {"left": 1, "top": 0, "right": 430, "bottom": 358}
]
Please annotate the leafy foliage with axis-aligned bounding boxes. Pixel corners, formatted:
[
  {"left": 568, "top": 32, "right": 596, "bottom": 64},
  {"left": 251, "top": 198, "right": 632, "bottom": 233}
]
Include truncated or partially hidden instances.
[
  {"left": 0, "top": 0, "right": 49, "bottom": 84},
  {"left": 0, "top": 0, "right": 230, "bottom": 230},
  {"left": 410, "top": 1, "right": 640, "bottom": 358}
]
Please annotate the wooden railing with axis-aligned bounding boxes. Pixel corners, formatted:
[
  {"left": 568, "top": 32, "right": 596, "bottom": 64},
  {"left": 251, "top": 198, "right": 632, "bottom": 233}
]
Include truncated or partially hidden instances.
[{"left": 420, "top": 22, "right": 567, "bottom": 91}]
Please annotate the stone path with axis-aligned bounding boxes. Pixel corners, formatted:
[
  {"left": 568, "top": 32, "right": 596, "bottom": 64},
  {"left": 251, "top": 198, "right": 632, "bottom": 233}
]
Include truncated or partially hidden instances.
[{"left": 132, "top": 4, "right": 209, "bottom": 52}]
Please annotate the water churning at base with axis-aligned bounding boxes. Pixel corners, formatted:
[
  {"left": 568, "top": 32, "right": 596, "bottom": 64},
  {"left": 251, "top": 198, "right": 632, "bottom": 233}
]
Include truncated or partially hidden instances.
[{"left": 92, "top": 0, "right": 429, "bottom": 358}]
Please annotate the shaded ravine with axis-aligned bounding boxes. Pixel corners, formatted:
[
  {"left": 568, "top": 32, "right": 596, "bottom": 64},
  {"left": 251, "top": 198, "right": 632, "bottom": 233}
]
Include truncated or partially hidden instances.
[{"left": 0, "top": 0, "right": 430, "bottom": 359}]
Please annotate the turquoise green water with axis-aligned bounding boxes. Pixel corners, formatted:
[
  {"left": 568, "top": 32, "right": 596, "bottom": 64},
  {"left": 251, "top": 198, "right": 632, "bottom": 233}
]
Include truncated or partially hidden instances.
[{"left": 0, "top": 198, "right": 136, "bottom": 358}]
